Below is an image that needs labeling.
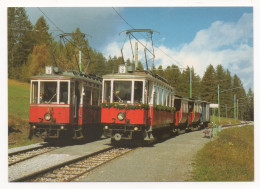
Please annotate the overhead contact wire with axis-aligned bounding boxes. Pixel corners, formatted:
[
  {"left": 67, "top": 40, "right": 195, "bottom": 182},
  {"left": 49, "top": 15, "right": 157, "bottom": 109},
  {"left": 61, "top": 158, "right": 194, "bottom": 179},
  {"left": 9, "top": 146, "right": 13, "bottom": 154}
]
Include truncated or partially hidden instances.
[{"left": 112, "top": 7, "right": 185, "bottom": 69}]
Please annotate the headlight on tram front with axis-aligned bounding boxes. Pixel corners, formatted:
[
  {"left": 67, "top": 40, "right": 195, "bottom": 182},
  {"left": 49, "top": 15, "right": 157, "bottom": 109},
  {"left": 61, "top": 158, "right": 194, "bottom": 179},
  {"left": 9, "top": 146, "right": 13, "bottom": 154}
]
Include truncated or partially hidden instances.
[
  {"left": 44, "top": 113, "right": 52, "bottom": 121},
  {"left": 117, "top": 112, "right": 125, "bottom": 121}
]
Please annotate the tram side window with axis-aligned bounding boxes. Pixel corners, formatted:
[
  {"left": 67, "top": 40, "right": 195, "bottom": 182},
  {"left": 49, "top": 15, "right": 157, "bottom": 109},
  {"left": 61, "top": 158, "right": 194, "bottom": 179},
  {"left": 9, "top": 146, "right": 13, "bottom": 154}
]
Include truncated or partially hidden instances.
[
  {"left": 167, "top": 94, "right": 170, "bottom": 107},
  {"left": 182, "top": 103, "right": 188, "bottom": 113},
  {"left": 40, "top": 81, "right": 57, "bottom": 103},
  {"left": 195, "top": 104, "right": 198, "bottom": 113},
  {"left": 153, "top": 87, "right": 158, "bottom": 105},
  {"left": 134, "top": 81, "right": 143, "bottom": 103},
  {"left": 148, "top": 81, "right": 153, "bottom": 104},
  {"left": 158, "top": 88, "right": 162, "bottom": 105},
  {"left": 60, "top": 82, "right": 68, "bottom": 104},
  {"left": 104, "top": 81, "right": 111, "bottom": 103},
  {"left": 163, "top": 90, "right": 166, "bottom": 106},
  {"left": 31, "top": 81, "right": 38, "bottom": 104}
]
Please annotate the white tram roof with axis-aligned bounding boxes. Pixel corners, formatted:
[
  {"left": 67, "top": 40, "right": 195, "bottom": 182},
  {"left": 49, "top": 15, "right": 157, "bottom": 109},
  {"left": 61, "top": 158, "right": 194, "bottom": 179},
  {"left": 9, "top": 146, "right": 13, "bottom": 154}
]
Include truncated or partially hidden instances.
[
  {"left": 103, "top": 70, "right": 175, "bottom": 92},
  {"left": 30, "top": 70, "right": 102, "bottom": 85}
]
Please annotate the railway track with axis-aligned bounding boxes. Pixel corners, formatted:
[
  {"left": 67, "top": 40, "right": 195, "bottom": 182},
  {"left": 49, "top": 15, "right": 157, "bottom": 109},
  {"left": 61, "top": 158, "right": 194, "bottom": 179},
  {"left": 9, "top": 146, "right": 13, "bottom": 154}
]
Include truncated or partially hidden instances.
[
  {"left": 9, "top": 146, "right": 60, "bottom": 166},
  {"left": 21, "top": 147, "right": 135, "bottom": 182}
]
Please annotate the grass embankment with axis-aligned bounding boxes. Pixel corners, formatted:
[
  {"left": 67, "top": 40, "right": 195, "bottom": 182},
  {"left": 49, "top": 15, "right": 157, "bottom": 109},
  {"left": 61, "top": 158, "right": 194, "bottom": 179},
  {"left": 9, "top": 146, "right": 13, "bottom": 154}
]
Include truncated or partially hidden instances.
[
  {"left": 210, "top": 116, "right": 241, "bottom": 126},
  {"left": 8, "top": 79, "right": 42, "bottom": 148},
  {"left": 193, "top": 125, "right": 254, "bottom": 181}
]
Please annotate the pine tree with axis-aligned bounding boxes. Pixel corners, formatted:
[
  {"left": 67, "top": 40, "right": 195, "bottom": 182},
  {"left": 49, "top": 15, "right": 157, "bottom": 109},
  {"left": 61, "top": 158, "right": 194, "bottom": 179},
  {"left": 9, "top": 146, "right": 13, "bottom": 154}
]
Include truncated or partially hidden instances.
[
  {"left": 151, "top": 63, "right": 157, "bottom": 74},
  {"left": 177, "top": 66, "right": 191, "bottom": 97},
  {"left": 60, "top": 28, "right": 92, "bottom": 71},
  {"left": 163, "top": 65, "right": 181, "bottom": 95},
  {"left": 53, "top": 41, "right": 68, "bottom": 69},
  {"left": 87, "top": 50, "right": 107, "bottom": 76},
  {"left": 221, "top": 69, "right": 234, "bottom": 118},
  {"left": 191, "top": 67, "right": 201, "bottom": 99},
  {"left": 232, "top": 74, "right": 247, "bottom": 120},
  {"left": 201, "top": 64, "right": 217, "bottom": 102},
  {"left": 136, "top": 61, "right": 144, "bottom": 71},
  {"left": 106, "top": 56, "right": 122, "bottom": 74},
  {"left": 27, "top": 44, "right": 53, "bottom": 77},
  {"left": 215, "top": 65, "right": 228, "bottom": 117},
  {"left": 33, "top": 16, "right": 53, "bottom": 45},
  {"left": 8, "top": 7, "right": 34, "bottom": 79},
  {"left": 156, "top": 65, "right": 164, "bottom": 77},
  {"left": 245, "top": 88, "right": 254, "bottom": 121},
  {"left": 8, "top": 7, "right": 16, "bottom": 76}
]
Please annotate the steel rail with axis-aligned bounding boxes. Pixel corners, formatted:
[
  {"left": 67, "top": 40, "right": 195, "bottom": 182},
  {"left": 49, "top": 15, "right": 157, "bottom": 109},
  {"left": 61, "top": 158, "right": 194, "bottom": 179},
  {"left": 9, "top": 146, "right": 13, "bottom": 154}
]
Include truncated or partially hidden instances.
[
  {"left": 12, "top": 147, "right": 113, "bottom": 182},
  {"left": 9, "top": 146, "right": 60, "bottom": 166},
  {"left": 8, "top": 142, "right": 49, "bottom": 156},
  {"left": 32, "top": 147, "right": 135, "bottom": 182}
]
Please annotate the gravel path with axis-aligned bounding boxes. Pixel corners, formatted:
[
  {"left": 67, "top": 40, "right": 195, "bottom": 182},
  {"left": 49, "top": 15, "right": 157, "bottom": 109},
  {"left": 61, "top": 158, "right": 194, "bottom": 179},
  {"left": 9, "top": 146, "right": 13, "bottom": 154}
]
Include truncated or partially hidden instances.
[{"left": 78, "top": 130, "right": 211, "bottom": 182}]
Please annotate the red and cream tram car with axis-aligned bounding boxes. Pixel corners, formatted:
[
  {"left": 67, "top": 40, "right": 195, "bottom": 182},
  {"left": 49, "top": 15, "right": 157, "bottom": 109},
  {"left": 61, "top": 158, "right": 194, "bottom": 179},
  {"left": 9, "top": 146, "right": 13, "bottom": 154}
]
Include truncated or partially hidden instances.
[
  {"left": 200, "top": 101, "right": 211, "bottom": 127},
  {"left": 29, "top": 66, "right": 103, "bottom": 141},
  {"left": 188, "top": 99, "right": 203, "bottom": 130},
  {"left": 174, "top": 96, "right": 210, "bottom": 132},
  {"left": 101, "top": 64, "right": 176, "bottom": 143},
  {"left": 174, "top": 96, "right": 189, "bottom": 133},
  {"left": 101, "top": 64, "right": 211, "bottom": 144}
]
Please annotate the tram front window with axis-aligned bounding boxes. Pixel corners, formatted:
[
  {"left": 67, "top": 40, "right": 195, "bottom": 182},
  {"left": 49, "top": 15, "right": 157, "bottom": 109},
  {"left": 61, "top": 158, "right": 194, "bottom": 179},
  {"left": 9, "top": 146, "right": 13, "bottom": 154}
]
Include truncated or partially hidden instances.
[
  {"left": 104, "top": 81, "right": 111, "bottom": 103},
  {"left": 113, "top": 81, "right": 132, "bottom": 103},
  {"left": 60, "top": 82, "right": 68, "bottom": 104},
  {"left": 31, "top": 81, "right": 38, "bottom": 104},
  {"left": 40, "top": 81, "right": 57, "bottom": 104},
  {"left": 134, "top": 81, "right": 143, "bottom": 103}
]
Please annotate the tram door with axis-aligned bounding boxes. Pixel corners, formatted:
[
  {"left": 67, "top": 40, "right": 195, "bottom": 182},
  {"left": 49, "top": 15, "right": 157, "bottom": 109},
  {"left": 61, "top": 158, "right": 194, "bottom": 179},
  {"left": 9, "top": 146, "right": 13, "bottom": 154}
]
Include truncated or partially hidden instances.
[
  {"left": 82, "top": 85, "right": 92, "bottom": 125},
  {"left": 75, "top": 81, "right": 81, "bottom": 122},
  {"left": 70, "top": 81, "right": 80, "bottom": 124},
  {"left": 69, "top": 81, "right": 75, "bottom": 123}
]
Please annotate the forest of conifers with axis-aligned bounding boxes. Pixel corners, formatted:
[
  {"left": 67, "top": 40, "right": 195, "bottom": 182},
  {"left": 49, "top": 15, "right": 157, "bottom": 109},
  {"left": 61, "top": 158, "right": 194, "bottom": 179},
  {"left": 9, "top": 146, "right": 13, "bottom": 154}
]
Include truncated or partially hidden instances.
[{"left": 8, "top": 8, "right": 254, "bottom": 121}]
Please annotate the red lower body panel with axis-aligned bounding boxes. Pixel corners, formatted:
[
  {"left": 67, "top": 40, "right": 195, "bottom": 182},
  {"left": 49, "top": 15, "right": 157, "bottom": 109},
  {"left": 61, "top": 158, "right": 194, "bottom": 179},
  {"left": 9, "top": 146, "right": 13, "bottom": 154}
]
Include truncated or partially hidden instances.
[{"left": 29, "top": 105, "right": 71, "bottom": 124}]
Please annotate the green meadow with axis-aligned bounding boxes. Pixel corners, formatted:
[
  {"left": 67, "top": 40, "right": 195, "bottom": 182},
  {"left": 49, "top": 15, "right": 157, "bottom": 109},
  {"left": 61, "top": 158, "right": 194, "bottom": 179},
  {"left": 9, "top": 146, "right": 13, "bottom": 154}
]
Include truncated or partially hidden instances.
[
  {"left": 193, "top": 125, "right": 254, "bottom": 181},
  {"left": 8, "top": 79, "right": 42, "bottom": 148}
]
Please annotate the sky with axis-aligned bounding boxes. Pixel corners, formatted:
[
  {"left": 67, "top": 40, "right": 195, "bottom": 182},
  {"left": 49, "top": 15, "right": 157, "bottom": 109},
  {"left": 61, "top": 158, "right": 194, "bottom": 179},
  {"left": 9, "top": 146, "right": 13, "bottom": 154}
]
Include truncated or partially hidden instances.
[{"left": 24, "top": 6, "right": 254, "bottom": 92}]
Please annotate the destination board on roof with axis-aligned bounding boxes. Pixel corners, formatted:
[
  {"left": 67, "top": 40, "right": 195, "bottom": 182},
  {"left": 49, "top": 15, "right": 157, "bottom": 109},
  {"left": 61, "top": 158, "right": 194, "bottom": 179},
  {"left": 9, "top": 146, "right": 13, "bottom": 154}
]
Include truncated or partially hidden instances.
[
  {"left": 119, "top": 65, "right": 126, "bottom": 74},
  {"left": 45, "top": 66, "right": 53, "bottom": 74}
]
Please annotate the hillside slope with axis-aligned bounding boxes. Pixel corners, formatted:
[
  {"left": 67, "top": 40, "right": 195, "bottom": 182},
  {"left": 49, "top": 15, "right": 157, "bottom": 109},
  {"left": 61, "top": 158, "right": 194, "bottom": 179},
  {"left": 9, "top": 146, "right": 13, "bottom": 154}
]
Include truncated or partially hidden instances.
[{"left": 8, "top": 79, "right": 42, "bottom": 148}]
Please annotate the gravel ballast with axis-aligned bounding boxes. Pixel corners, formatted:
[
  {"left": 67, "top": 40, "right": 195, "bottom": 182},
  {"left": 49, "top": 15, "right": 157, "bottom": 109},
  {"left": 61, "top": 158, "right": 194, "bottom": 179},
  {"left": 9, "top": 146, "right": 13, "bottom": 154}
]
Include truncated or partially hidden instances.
[{"left": 8, "top": 139, "right": 111, "bottom": 182}]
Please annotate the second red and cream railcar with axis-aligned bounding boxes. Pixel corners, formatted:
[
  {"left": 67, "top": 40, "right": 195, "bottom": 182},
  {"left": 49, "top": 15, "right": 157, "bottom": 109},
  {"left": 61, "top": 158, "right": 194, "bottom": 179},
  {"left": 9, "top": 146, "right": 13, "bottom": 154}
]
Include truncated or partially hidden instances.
[{"left": 101, "top": 64, "right": 176, "bottom": 143}]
